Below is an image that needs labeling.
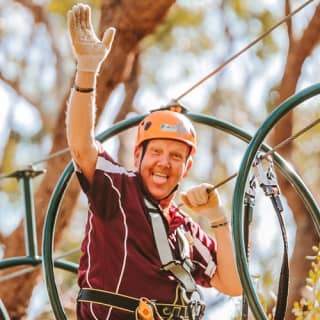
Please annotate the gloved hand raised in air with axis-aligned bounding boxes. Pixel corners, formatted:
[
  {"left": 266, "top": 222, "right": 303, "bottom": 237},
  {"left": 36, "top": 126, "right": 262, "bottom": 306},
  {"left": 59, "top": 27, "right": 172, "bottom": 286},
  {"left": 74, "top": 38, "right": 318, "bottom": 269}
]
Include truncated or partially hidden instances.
[
  {"left": 68, "top": 3, "right": 116, "bottom": 73},
  {"left": 180, "top": 183, "right": 227, "bottom": 224}
]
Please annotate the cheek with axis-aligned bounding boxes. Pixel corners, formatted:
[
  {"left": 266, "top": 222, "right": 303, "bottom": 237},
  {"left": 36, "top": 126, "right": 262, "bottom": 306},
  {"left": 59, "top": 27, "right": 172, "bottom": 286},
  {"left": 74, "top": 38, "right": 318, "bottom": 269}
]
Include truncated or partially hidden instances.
[{"left": 174, "top": 163, "right": 187, "bottom": 178}]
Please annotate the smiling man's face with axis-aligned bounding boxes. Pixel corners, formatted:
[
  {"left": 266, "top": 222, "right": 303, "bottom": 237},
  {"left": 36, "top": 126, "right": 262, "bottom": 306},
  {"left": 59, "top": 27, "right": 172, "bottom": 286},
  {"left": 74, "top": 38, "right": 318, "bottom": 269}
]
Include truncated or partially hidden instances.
[{"left": 134, "top": 139, "right": 193, "bottom": 204}]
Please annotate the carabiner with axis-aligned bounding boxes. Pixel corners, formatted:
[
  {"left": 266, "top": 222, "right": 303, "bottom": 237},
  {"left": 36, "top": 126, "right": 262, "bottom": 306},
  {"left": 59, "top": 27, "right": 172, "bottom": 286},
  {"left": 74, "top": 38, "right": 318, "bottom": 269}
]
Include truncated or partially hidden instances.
[
  {"left": 252, "top": 152, "right": 283, "bottom": 212},
  {"left": 182, "top": 288, "right": 205, "bottom": 320}
]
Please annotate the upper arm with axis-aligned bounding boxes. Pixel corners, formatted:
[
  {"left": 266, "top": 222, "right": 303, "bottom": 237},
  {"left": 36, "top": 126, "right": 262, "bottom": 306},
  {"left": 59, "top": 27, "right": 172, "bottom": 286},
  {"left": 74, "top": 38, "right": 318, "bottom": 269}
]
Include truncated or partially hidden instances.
[{"left": 70, "top": 142, "right": 98, "bottom": 185}]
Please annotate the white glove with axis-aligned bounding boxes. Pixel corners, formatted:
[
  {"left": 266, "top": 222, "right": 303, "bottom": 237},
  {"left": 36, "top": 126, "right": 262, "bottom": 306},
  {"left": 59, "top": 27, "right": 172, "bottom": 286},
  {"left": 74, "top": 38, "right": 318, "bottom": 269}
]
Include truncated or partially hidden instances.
[
  {"left": 68, "top": 3, "right": 116, "bottom": 73},
  {"left": 180, "top": 183, "right": 227, "bottom": 223}
]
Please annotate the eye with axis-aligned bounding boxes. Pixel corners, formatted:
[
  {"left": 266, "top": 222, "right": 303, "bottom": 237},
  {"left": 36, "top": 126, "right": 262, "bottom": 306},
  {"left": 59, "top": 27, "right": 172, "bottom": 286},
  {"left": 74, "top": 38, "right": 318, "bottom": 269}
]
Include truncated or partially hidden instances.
[
  {"left": 151, "top": 148, "right": 161, "bottom": 155},
  {"left": 172, "top": 153, "right": 183, "bottom": 161}
]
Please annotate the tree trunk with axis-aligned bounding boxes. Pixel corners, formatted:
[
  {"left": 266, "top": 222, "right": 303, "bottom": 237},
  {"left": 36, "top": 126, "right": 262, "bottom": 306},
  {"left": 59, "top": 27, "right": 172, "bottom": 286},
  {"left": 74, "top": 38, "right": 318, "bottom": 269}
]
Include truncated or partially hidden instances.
[
  {"left": 268, "top": 4, "right": 320, "bottom": 319},
  {"left": 0, "top": 0, "right": 175, "bottom": 318}
]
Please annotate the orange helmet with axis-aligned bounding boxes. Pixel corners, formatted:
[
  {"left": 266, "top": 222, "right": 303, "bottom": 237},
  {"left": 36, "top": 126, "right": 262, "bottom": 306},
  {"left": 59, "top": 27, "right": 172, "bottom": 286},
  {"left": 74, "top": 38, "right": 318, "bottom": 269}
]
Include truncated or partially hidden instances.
[{"left": 135, "top": 110, "right": 197, "bottom": 155}]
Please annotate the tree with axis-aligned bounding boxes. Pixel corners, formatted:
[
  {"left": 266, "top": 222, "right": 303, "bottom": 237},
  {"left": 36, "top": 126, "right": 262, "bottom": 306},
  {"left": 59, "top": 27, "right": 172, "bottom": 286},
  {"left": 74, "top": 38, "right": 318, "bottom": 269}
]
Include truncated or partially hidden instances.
[{"left": 0, "top": 0, "right": 319, "bottom": 319}]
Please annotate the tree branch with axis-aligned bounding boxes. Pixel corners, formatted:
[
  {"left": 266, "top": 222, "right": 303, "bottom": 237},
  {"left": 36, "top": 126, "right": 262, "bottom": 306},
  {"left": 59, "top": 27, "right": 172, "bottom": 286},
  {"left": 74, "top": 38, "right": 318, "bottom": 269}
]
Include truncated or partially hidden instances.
[{"left": 285, "top": 0, "right": 294, "bottom": 47}]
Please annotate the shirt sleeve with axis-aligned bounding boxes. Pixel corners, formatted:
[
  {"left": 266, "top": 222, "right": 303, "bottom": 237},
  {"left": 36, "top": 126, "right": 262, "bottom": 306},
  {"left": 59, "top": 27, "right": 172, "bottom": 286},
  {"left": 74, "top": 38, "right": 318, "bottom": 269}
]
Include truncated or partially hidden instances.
[
  {"left": 74, "top": 141, "right": 136, "bottom": 219},
  {"left": 185, "top": 217, "right": 217, "bottom": 288}
]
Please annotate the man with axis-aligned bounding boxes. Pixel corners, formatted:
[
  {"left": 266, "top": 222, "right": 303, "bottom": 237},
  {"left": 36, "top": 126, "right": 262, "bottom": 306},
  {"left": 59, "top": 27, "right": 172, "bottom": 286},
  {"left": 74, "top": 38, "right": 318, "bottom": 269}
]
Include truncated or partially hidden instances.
[{"left": 66, "top": 3, "right": 242, "bottom": 320}]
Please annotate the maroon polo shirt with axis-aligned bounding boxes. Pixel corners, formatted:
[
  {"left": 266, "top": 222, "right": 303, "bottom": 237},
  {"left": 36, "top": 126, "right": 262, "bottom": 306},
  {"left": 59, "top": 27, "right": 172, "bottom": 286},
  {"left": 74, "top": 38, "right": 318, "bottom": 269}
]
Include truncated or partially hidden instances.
[{"left": 75, "top": 145, "right": 217, "bottom": 320}]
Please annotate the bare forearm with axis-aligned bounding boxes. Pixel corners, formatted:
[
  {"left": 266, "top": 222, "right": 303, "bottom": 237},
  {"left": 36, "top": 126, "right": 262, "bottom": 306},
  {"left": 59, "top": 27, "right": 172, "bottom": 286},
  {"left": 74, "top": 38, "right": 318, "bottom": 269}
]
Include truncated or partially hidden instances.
[
  {"left": 66, "top": 71, "right": 98, "bottom": 181},
  {"left": 210, "top": 225, "right": 242, "bottom": 296}
]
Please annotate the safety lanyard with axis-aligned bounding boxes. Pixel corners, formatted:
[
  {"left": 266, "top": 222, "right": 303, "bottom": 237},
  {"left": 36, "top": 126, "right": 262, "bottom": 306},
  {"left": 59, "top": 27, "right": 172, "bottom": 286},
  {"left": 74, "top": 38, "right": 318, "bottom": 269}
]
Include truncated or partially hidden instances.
[
  {"left": 241, "top": 177, "right": 255, "bottom": 320},
  {"left": 144, "top": 198, "right": 205, "bottom": 320},
  {"left": 245, "top": 153, "right": 289, "bottom": 320}
]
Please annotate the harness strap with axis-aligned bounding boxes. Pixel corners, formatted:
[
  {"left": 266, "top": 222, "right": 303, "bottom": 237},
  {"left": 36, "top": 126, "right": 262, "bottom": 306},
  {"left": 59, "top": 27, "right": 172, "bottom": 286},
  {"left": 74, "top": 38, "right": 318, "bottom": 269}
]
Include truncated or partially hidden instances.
[
  {"left": 78, "top": 288, "right": 188, "bottom": 318},
  {"left": 0, "top": 299, "right": 9, "bottom": 320},
  {"left": 145, "top": 199, "right": 205, "bottom": 320},
  {"left": 148, "top": 208, "right": 174, "bottom": 264},
  {"left": 145, "top": 200, "right": 196, "bottom": 293}
]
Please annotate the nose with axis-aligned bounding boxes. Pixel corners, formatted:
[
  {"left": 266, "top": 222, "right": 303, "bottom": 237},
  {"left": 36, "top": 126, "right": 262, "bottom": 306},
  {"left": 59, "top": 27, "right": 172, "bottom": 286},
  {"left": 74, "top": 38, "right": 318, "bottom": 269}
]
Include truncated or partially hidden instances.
[{"left": 157, "top": 153, "right": 170, "bottom": 168}]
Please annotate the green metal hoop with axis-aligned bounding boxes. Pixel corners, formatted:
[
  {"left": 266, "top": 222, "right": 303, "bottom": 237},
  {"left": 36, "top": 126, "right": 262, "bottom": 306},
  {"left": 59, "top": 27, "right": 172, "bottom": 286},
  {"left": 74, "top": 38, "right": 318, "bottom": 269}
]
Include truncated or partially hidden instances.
[{"left": 232, "top": 83, "right": 320, "bottom": 319}]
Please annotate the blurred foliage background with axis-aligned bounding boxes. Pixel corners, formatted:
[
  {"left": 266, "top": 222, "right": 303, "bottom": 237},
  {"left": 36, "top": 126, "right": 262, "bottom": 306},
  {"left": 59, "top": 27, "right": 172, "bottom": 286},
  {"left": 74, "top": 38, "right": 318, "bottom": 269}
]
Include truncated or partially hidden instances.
[{"left": 0, "top": 0, "right": 320, "bottom": 319}]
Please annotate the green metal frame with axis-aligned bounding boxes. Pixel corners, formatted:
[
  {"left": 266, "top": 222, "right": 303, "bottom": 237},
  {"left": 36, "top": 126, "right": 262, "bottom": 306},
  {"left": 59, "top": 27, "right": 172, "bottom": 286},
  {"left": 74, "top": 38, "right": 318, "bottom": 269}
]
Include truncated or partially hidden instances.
[
  {"left": 42, "top": 84, "right": 320, "bottom": 319},
  {"left": 232, "top": 83, "right": 320, "bottom": 319},
  {"left": 0, "top": 169, "right": 77, "bottom": 320}
]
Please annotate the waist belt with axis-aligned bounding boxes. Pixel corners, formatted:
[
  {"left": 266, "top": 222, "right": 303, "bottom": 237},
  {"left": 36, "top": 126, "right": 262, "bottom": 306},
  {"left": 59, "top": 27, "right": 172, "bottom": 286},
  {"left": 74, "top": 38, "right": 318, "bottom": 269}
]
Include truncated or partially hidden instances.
[{"left": 78, "top": 288, "right": 188, "bottom": 318}]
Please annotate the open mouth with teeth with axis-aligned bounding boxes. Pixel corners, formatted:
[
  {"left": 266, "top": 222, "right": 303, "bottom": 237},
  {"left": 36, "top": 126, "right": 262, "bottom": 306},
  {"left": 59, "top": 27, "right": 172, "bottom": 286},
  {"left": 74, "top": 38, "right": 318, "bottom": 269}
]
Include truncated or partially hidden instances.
[{"left": 152, "top": 172, "right": 168, "bottom": 184}]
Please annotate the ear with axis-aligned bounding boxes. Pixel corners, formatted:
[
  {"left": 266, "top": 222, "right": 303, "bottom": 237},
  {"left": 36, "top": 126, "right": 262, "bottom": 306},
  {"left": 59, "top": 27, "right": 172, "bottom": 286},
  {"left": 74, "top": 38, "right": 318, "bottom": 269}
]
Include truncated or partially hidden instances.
[
  {"left": 134, "top": 146, "right": 141, "bottom": 168},
  {"left": 182, "top": 157, "right": 193, "bottom": 178}
]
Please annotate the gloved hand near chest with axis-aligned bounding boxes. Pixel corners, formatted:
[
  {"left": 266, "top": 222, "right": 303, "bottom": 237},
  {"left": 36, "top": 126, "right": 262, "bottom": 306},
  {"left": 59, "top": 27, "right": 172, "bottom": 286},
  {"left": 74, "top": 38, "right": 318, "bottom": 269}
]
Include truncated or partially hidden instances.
[
  {"left": 68, "top": 3, "right": 116, "bottom": 73},
  {"left": 180, "top": 183, "right": 227, "bottom": 224}
]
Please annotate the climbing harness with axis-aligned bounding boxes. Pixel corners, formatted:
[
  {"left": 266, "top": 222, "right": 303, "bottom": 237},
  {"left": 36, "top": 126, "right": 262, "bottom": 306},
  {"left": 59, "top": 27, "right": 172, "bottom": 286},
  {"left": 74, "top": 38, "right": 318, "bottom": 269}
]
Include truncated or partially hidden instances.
[
  {"left": 75, "top": 197, "right": 205, "bottom": 320},
  {"left": 240, "top": 152, "right": 289, "bottom": 320},
  {"left": 77, "top": 288, "right": 189, "bottom": 319},
  {"left": 145, "top": 198, "right": 205, "bottom": 320},
  {"left": 136, "top": 298, "right": 163, "bottom": 320}
]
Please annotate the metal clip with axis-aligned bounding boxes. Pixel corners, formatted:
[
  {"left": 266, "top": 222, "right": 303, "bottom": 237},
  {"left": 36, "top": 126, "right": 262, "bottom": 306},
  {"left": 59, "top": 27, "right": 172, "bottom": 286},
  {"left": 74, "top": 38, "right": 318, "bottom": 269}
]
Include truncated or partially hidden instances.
[
  {"left": 244, "top": 175, "right": 256, "bottom": 207},
  {"left": 252, "top": 153, "right": 283, "bottom": 212},
  {"left": 182, "top": 289, "right": 205, "bottom": 320}
]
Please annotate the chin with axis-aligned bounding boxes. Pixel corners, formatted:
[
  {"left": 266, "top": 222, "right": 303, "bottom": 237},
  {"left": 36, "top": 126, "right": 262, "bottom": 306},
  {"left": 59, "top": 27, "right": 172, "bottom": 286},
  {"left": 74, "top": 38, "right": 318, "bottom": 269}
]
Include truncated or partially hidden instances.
[{"left": 149, "top": 189, "right": 167, "bottom": 201}]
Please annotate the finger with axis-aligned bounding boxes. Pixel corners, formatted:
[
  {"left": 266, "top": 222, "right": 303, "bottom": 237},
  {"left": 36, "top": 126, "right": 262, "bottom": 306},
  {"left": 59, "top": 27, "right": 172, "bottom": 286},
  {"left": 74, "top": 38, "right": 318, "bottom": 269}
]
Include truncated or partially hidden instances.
[
  {"left": 102, "top": 27, "right": 116, "bottom": 50},
  {"left": 186, "top": 190, "right": 200, "bottom": 207},
  {"left": 179, "top": 193, "right": 194, "bottom": 209},
  {"left": 80, "top": 4, "right": 88, "bottom": 30},
  {"left": 198, "top": 186, "right": 210, "bottom": 203},
  {"left": 73, "top": 4, "right": 81, "bottom": 29},
  {"left": 190, "top": 185, "right": 210, "bottom": 205},
  {"left": 84, "top": 4, "right": 91, "bottom": 30},
  {"left": 189, "top": 190, "right": 205, "bottom": 206},
  {"left": 201, "top": 183, "right": 214, "bottom": 192},
  {"left": 67, "top": 10, "right": 76, "bottom": 41}
]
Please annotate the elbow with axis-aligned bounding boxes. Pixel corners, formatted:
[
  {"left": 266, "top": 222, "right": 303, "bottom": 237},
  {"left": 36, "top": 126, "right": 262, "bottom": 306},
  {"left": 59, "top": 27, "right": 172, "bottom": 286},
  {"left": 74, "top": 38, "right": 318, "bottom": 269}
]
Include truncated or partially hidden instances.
[
  {"left": 217, "top": 278, "right": 242, "bottom": 296},
  {"left": 69, "top": 142, "right": 98, "bottom": 168},
  {"left": 224, "top": 284, "right": 243, "bottom": 297},
  {"left": 68, "top": 139, "right": 96, "bottom": 158},
  {"left": 210, "top": 273, "right": 243, "bottom": 297}
]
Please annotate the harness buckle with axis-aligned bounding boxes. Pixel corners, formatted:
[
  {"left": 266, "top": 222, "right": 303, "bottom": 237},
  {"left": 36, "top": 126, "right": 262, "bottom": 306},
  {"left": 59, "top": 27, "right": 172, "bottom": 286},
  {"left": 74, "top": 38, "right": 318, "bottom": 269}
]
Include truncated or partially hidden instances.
[
  {"left": 182, "top": 289, "right": 205, "bottom": 320},
  {"left": 136, "top": 297, "right": 164, "bottom": 320}
]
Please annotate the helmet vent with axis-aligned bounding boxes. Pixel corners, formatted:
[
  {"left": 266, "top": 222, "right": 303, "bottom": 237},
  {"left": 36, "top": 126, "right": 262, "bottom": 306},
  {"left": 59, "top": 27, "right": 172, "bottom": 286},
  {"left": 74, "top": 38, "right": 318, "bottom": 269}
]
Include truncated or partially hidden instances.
[{"left": 144, "top": 121, "right": 152, "bottom": 131}]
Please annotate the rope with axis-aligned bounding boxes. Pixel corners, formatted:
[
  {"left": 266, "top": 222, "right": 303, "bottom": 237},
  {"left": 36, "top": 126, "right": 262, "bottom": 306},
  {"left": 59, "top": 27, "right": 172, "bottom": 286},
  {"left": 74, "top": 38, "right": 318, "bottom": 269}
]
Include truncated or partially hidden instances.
[
  {"left": 30, "top": 148, "right": 69, "bottom": 166},
  {"left": 0, "top": 247, "right": 80, "bottom": 283},
  {"left": 211, "top": 117, "right": 320, "bottom": 191},
  {"left": 174, "top": 0, "right": 315, "bottom": 101},
  {"left": 0, "top": 0, "right": 314, "bottom": 173}
]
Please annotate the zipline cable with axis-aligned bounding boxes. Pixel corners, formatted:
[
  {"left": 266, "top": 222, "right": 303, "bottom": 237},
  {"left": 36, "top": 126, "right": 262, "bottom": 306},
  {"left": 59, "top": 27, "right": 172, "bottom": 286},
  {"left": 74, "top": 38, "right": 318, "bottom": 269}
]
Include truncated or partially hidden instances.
[
  {"left": 177, "top": 116, "right": 319, "bottom": 202},
  {"left": 2, "top": 0, "right": 313, "bottom": 171},
  {"left": 209, "top": 117, "right": 320, "bottom": 190},
  {"left": 174, "top": 0, "right": 315, "bottom": 101},
  {"left": 0, "top": 0, "right": 316, "bottom": 183}
]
